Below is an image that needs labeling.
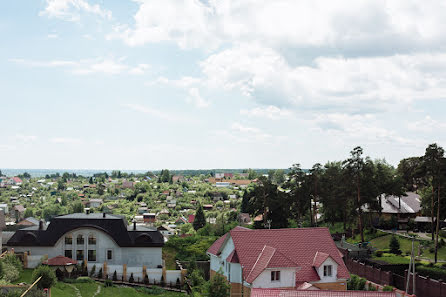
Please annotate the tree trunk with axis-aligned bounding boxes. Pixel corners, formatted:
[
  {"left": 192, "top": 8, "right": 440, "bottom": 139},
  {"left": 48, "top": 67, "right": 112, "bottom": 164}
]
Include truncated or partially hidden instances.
[
  {"left": 435, "top": 185, "right": 441, "bottom": 263},
  {"left": 357, "top": 176, "right": 364, "bottom": 242},
  {"left": 309, "top": 197, "right": 314, "bottom": 226},
  {"left": 431, "top": 186, "right": 435, "bottom": 240}
]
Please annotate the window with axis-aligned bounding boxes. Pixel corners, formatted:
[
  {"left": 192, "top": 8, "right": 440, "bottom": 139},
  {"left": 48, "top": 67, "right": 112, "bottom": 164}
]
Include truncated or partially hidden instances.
[
  {"left": 271, "top": 271, "right": 280, "bottom": 281},
  {"left": 77, "top": 234, "right": 84, "bottom": 245},
  {"left": 88, "top": 235, "right": 96, "bottom": 245},
  {"left": 324, "top": 265, "right": 333, "bottom": 277},
  {"left": 65, "top": 250, "right": 72, "bottom": 259},
  {"left": 76, "top": 250, "right": 84, "bottom": 261},
  {"left": 107, "top": 250, "right": 113, "bottom": 261},
  {"left": 65, "top": 235, "right": 72, "bottom": 244},
  {"left": 88, "top": 250, "right": 96, "bottom": 262}
]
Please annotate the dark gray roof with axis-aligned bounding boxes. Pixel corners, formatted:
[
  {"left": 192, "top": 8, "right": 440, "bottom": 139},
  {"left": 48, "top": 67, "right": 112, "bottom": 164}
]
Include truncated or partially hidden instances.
[{"left": 7, "top": 213, "right": 164, "bottom": 248}]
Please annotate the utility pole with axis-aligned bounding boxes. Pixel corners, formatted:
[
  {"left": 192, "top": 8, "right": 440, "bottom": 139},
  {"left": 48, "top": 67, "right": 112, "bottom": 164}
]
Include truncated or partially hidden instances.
[{"left": 405, "top": 236, "right": 416, "bottom": 295}]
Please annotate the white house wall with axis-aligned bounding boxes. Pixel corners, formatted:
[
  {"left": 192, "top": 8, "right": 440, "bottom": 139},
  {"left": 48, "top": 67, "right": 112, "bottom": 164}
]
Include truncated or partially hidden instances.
[
  {"left": 11, "top": 227, "right": 162, "bottom": 268},
  {"left": 252, "top": 268, "right": 296, "bottom": 288},
  {"left": 314, "top": 257, "right": 338, "bottom": 283}
]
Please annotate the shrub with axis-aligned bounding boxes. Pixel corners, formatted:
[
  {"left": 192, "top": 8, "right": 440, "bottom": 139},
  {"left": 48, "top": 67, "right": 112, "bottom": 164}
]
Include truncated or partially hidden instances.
[
  {"left": 2, "top": 254, "right": 23, "bottom": 273},
  {"left": 357, "top": 278, "right": 366, "bottom": 290},
  {"left": 389, "top": 235, "right": 401, "bottom": 255},
  {"left": 144, "top": 274, "right": 149, "bottom": 285},
  {"left": 383, "top": 285, "right": 394, "bottom": 291},
  {"left": 417, "top": 265, "right": 446, "bottom": 280},
  {"left": 2, "top": 263, "right": 20, "bottom": 283},
  {"left": 90, "top": 265, "right": 96, "bottom": 277},
  {"left": 429, "top": 247, "right": 435, "bottom": 253},
  {"left": 0, "top": 262, "right": 3, "bottom": 279},
  {"left": 97, "top": 268, "right": 103, "bottom": 279},
  {"left": 104, "top": 279, "right": 113, "bottom": 287},
  {"left": 347, "top": 275, "right": 359, "bottom": 290},
  {"left": 375, "top": 250, "right": 383, "bottom": 257},
  {"left": 32, "top": 265, "right": 57, "bottom": 289},
  {"left": 129, "top": 272, "right": 134, "bottom": 283},
  {"left": 112, "top": 270, "right": 117, "bottom": 281},
  {"left": 160, "top": 274, "right": 165, "bottom": 286},
  {"left": 75, "top": 277, "right": 94, "bottom": 283}
]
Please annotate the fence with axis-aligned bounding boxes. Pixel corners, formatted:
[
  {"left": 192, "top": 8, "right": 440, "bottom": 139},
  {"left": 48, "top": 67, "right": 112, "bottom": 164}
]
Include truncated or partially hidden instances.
[{"left": 345, "top": 258, "right": 446, "bottom": 297}]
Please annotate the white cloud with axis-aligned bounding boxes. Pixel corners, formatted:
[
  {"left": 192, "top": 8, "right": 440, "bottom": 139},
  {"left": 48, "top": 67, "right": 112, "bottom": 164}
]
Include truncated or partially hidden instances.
[
  {"left": 10, "top": 57, "right": 149, "bottom": 76},
  {"left": 196, "top": 46, "right": 446, "bottom": 113},
  {"left": 129, "top": 64, "right": 150, "bottom": 75},
  {"left": 240, "top": 106, "right": 292, "bottom": 120},
  {"left": 0, "top": 144, "right": 15, "bottom": 151},
  {"left": 407, "top": 116, "right": 446, "bottom": 133},
  {"left": 186, "top": 88, "right": 210, "bottom": 108},
  {"left": 122, "top": 103, "right": 171, "bottom": 120},
  {"left": 16, "top": 134, "right": 38, "bottom": 143},
  {"left": 51, "top": 137, "right": 83, "bottom": 144},
  {"left": 40, "top": 0, "right": 112, "bottom": 22},
  {"left": 111, "top": 0, "right": 446, "bottom": 52},
  {"left": 47, "top": 33, "right": 59, "bottom": 39},
  {"left": 107, "top": 0, "right": 218, "bottom": 49},
  {"left": 213, "top": 122, "right": 273, "bottom": 144}
]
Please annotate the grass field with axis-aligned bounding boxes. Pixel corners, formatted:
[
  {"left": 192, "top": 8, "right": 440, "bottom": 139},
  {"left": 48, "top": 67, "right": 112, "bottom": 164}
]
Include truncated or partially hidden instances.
[
  {"left": 369, "top": 234, "right": 446, "bottom": 263},
  {"left": 51, "top": 282, "right": 185, "bottom": 297},
  {"left": 15, "top": 269, "right": 34, "bottom": 284}
]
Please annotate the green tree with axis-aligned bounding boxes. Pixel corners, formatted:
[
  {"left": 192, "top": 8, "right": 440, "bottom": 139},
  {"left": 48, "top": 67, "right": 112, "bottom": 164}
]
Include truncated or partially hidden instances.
[
  {"left": 389, "top": 235, "right": 401, "bottom": 255},
  {"left": 32, "top": 265, "right": 57, "bottom": 289},
  {"left": 205, "top": 269, "right": 230, "bottom": 297},
  {"left": 193, "top": 204, "right": 206, "bottom": 231},
  {"left": 286, "top": 164, "right": 308, "bottom": 225},
  {"left": 343, "top": 147, "right": 379, "bottom": 242},
  {"left": 421, "top": 143, "right": 446, "bottom": 262},
  {"left": 72, "top": 201, "right": 84, "bottom": 213}
]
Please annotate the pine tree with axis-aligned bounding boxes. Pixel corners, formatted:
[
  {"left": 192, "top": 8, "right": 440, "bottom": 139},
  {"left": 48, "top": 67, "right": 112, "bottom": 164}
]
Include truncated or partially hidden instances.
[
  {"left": 193, "top": 204, "right": 206, "bottom": 230},
  {"left": 389, "top": 235, "right": 401, "bottom": 255}
]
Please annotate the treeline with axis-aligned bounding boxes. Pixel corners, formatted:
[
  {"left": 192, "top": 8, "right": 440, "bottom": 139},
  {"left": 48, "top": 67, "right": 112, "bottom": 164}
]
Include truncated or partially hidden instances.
[{"left": 241, "top": 144, "right": 446, "bottom": 263}]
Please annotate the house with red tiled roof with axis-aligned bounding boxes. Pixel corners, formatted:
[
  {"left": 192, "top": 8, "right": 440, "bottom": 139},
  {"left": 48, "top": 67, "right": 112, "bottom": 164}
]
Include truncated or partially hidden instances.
[
  {"left": 250, "top": 288, "right": 396, "bottom": 297},
  {"left": 207, "top": 227, "right": 350, "bottom": 297}
]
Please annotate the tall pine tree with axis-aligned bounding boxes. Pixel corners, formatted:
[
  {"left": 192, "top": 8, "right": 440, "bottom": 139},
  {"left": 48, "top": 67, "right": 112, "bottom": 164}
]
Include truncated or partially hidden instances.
[{"left": 193, "top": 203, "right": 206, "bottom": 230}]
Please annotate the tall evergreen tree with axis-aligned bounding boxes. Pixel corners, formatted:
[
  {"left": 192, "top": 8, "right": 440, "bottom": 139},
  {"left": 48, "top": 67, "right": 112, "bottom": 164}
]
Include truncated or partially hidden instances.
[{"left": 193, "top": 204, "right": 206, "bottom": 230}]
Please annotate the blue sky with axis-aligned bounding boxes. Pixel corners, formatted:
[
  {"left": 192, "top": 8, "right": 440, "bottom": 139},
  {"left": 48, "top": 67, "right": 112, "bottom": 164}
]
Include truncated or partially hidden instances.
[{"left": 1, "top": 0, "right": 446, "bottom": 170}]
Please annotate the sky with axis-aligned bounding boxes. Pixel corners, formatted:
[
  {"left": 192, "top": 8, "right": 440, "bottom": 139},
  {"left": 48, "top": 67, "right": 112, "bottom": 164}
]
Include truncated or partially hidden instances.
[{"left": 1, "top": 0, "right": 446, "bottom": 170}]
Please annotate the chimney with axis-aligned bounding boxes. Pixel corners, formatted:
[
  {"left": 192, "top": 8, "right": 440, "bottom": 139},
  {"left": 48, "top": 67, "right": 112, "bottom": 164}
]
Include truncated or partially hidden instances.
[
  {"left": 133, "top": 219, "right": 137, "bottom": 231},
  {"left": 103, "top": 212, "right": 106, "bottom": 218},
  {"left": 39, "top": 220, "right": 44, "bottom": 230}
]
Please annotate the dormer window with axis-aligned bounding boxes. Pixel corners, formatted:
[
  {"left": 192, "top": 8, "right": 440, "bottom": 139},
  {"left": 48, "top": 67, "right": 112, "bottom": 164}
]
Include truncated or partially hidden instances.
[
  {"left": 323, "top": 265, "right": 332, "bottom": 277},
  {"left": 271, "top": 271, "right": 280, "bottom": 281}
]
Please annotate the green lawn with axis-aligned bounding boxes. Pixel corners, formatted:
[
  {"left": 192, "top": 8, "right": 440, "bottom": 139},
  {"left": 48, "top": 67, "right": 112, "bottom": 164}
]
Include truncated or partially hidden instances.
[
  {"left": 15, "top": 269, "right": 34, "bottom": 284},
  {"left": 369, "top": 234, "right": 446, "bottom": 263},
  {"left": 51, "top": 281, "right": 185, "bottom": 297}
]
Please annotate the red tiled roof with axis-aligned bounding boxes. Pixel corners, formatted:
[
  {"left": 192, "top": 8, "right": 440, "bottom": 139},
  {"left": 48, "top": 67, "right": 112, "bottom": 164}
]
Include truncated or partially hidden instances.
[
  {"left": 188, "top": 214, "right": 195, "bottom": 223},
  {"left": 246, "top": 245, "right": 276, "bottom": 283},
  {"left": 207, "top": 226, "right": 250, "bottom": 255},
  {"left": 209, "top": 227, "right": 350, "bottom": 284},
  {"left": 226, "top": 250, "right": 239, "bottom": 263},
  {"left": 313, "top": 251, "right": 330, "bottom": 268},
  {"left": 13, "top": 177, "right": 23, "bottom": 183},
  {"left": 42, "top": 255, "right": 77, "bottom": 266},
  {"left": 251, "top": 289, "right": 396, "bottom": 297}
]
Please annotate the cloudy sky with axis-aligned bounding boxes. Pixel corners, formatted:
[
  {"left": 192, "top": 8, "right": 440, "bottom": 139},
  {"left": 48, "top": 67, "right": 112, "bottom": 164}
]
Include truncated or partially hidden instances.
[{"left": 1, "top": 0, "right": 446, "bottom": 170}]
